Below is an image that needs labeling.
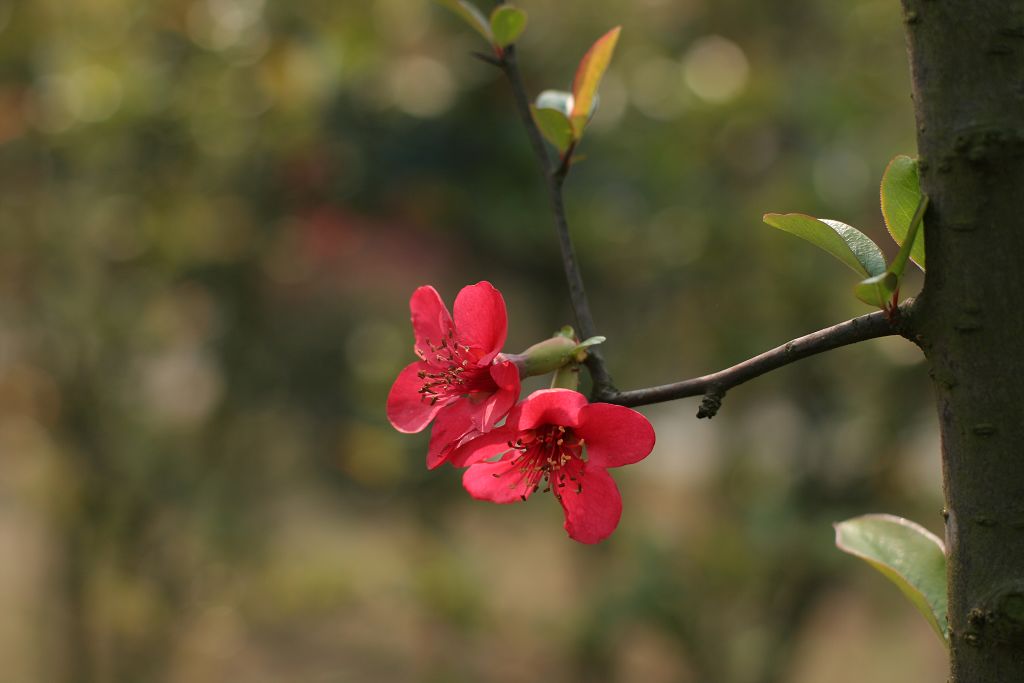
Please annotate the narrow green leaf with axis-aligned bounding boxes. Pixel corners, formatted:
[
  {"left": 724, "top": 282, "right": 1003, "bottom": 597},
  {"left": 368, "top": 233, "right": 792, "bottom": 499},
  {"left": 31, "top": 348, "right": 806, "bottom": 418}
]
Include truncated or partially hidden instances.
[
  {"left": 570, "top": 26, "right": 621, "bottom": 137},
  {"left": 881, "top": 155, "right": 926, "bottom": 270},
  {"left": 855, "top": 194, "right": 926, "bottom": 309},
  {"left": 835, "top": 514, "right": 948, "bottom": 644},
  {"left": 572, "top": 335, "right": 606, "bottom": 362},
  {"left": 436, "top": 0, "right": 492, "bottom": 42},
  {"left": 576, "top": 336, "right": 606, "bottom": 349},
  {"left": 531, "top": 105, "right": 573, "bottom": 153},
  {"left": 490, "top": 5, "right": 527, "bottom": 48},
  {"left": 854, "top": 272, "right": 897, "bottom": 309},
  {"left": 888, "top": 194, "right": 928, "bottom": 279},
  {"left": 763, "top": 213, "right": 886, "bottom": 277}
]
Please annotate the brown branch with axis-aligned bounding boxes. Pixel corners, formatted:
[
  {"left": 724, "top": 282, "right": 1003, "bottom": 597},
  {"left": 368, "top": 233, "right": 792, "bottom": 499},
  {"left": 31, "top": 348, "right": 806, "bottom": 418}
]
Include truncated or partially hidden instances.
[
  {"left": 602, "top": 303, "right": 916, "bottom": 413},
  {"left": 497, "top": 45, "right": 616, "bottom": 396},
  {"left": 494, "top": 38, "right": 917, "bottom": 414},
  {"left": 497, "top": 45, "right": 552, "bottom": 170}
]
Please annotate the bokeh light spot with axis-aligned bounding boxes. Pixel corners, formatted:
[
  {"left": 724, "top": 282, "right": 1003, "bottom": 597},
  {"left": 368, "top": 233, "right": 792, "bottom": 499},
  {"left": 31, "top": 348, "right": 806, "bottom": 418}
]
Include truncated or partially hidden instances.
[
  {"left": 683, "top": 35, "right": 749, "bottom": 104},
  {"left": 388, "top": 56, "right": 456, "bottom": 118},
  {"left": 629, "top": 56, "right": 691, "bottom": 120},
  {"left": 65, "top": 65, "right": 123, "bottom": 123},
  {"left": 138, "top": 347, "right": 224, "bottom": 427},
  {"left": 187, "top": 0, "right": 266, "bottom": 52}
]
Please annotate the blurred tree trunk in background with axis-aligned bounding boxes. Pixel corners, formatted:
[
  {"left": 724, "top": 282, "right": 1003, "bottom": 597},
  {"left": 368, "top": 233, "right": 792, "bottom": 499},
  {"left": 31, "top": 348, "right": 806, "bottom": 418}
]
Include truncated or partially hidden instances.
[{"left": 902, "top": 1, "right": 1024, "bottom": 680}]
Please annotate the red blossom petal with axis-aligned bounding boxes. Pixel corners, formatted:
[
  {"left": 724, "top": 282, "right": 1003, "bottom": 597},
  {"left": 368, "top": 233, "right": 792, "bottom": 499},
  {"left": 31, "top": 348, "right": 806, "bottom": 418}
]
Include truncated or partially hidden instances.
[
  {"left": 386, "top": 362, "right": 445, "bottom": 433},
  {"left": 463, "top": 458, "right": 535, "bottom": 504},
  {"left": 576, "top": 403, "right": 656, "bottom": 468},
  {"left": 471, "top": 361, "right": 520, "bottom": 431},
  {"left": 427, "top": 361, "right": 521, "bottom": 467},
  {"left": 452, "top": 281, "right": 507, "bottom": 363},
  {"left": 557, "top": 466, "right": 622, "bottom": 544},
  {"left": 512, "top": 389, "right": 588, "bottom": 431},
  {"left": 448, "top": 426, "right": 516, "bottom": 468},
  {"left": 410, "top": 286, "right": 454, "bottom": 353},
  {"left": 425, "top": 400, "right": 478, "bottom": 469}
]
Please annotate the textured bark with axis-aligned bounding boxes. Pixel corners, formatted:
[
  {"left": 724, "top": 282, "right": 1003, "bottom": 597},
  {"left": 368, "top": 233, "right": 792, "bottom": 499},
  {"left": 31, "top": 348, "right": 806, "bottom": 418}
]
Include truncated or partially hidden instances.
[{"left": 901, "top": 2, "right": 1024, "bottom": 680}]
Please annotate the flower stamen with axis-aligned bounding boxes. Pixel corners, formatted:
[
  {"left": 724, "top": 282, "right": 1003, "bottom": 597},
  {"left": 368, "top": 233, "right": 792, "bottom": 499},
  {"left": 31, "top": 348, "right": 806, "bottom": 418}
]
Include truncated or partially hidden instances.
[{"left": 498, "top": 423, "right": 585, "bottom": 499}]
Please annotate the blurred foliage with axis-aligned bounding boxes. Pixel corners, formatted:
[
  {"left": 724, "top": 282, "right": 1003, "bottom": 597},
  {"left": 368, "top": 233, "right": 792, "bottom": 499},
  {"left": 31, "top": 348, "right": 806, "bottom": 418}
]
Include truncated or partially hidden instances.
[{"left": 0, "top": 0, "right": 945, "bottom": 681}]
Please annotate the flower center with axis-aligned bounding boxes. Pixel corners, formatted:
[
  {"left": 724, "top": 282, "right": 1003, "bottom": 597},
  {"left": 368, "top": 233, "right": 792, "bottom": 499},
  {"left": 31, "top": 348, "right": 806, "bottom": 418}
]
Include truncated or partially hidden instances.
[
  {"left": 506, "top": 424, "right": 585, "bottom": 501},
  {"left": 415, "top": 328, "right": 486, "bottom": 406}
]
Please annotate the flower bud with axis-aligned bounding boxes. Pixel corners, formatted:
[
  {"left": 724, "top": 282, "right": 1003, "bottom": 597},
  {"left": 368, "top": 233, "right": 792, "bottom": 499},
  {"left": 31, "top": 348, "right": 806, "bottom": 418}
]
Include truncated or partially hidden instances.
[{"left": 503, "top": 335, "right": 580, "bottom": 378}]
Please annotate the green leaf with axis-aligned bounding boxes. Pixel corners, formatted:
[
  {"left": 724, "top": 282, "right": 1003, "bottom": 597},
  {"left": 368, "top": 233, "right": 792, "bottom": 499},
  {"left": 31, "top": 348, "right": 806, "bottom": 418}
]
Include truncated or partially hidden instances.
[
  {"left": 436, "top": 0, "right": 492, "bottom": 42},
  {"left": 531, "top": 105, "right": 574, "bottom": 153},
  {"left": 489, "top": 5, "right": 527, "bottom": 48},
  {"left": 888, "top": 194, "right": 928, "bottom": 279},
  {"left": 570, "top": 26, "right": 621, "bottom": 137},
  {"left": 881, "top": 155, "right": 926, "bottom": 270},
  {"left": 763, "top": 213, "right": 886, "bottom": 277},
  {"left": 572, "top": 335, "right": 605, "bottom": 362},
  {"left": 854, "top": 271, "right": 898, "bottom": 308},
  {"left": 835, "top": 513, "right": 948, "bottom": 643},
  {"left": 854, "top": 194, "right": 925, "bottom": 309}
]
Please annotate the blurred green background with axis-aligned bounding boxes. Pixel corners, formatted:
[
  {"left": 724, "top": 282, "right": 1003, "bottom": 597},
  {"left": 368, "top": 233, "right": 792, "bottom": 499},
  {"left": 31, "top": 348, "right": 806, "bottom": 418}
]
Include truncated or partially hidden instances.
[{"left": 0, "top": 0, "right": 947, "bottom": 681}]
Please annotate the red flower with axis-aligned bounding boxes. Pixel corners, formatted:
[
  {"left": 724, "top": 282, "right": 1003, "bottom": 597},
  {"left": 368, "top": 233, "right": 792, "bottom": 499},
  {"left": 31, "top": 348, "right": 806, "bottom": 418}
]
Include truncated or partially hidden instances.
[
  {"left": 451, "top": 389, "right": 655, "bottom": 544},
  {"left": 387, "top": 282, "right": 521, "bottom": 469}
]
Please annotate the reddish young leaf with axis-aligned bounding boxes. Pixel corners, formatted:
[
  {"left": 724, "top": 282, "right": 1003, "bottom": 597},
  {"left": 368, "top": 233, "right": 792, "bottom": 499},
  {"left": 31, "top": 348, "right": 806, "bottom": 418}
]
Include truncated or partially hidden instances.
[{"left": 570, "top": 26, "right": 621, "bottom": 136}]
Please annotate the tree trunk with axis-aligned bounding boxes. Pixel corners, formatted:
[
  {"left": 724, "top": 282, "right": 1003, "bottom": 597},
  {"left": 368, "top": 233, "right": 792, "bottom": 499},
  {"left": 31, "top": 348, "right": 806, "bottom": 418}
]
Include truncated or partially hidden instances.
[{"left": 901, "top": 2, "right": 1024, "bottom": 680}]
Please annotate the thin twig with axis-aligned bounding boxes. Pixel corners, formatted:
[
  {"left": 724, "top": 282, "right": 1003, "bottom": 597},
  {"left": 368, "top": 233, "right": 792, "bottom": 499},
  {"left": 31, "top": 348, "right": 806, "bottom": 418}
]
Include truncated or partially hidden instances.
[
  {"left": 471, "top": 51, "right": 503, "bottom": 68},
  {"left": 499, "top": 46, "right": 552, "bottom": 170},
  {"left": 495, "top": 38, "right": 915, "bottom": 415},
  {"left": 498, "top": 45, "right": 616, "bottom": 396},
  {"left": 603, "top": 303, "right": 916, "bottom": 411}
]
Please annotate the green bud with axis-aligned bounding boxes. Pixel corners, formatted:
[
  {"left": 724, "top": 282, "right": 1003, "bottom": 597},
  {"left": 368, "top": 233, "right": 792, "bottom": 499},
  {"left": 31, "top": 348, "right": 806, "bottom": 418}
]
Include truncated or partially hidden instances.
[
  {"left": 555, "top": 325, "right": 576, "bottom": 340},
  {"left": 504, "top": 335, "right": 579, "bottom": 377},
  {"left": 504, "top": 330, "right": 607, "bottom": 378}
]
